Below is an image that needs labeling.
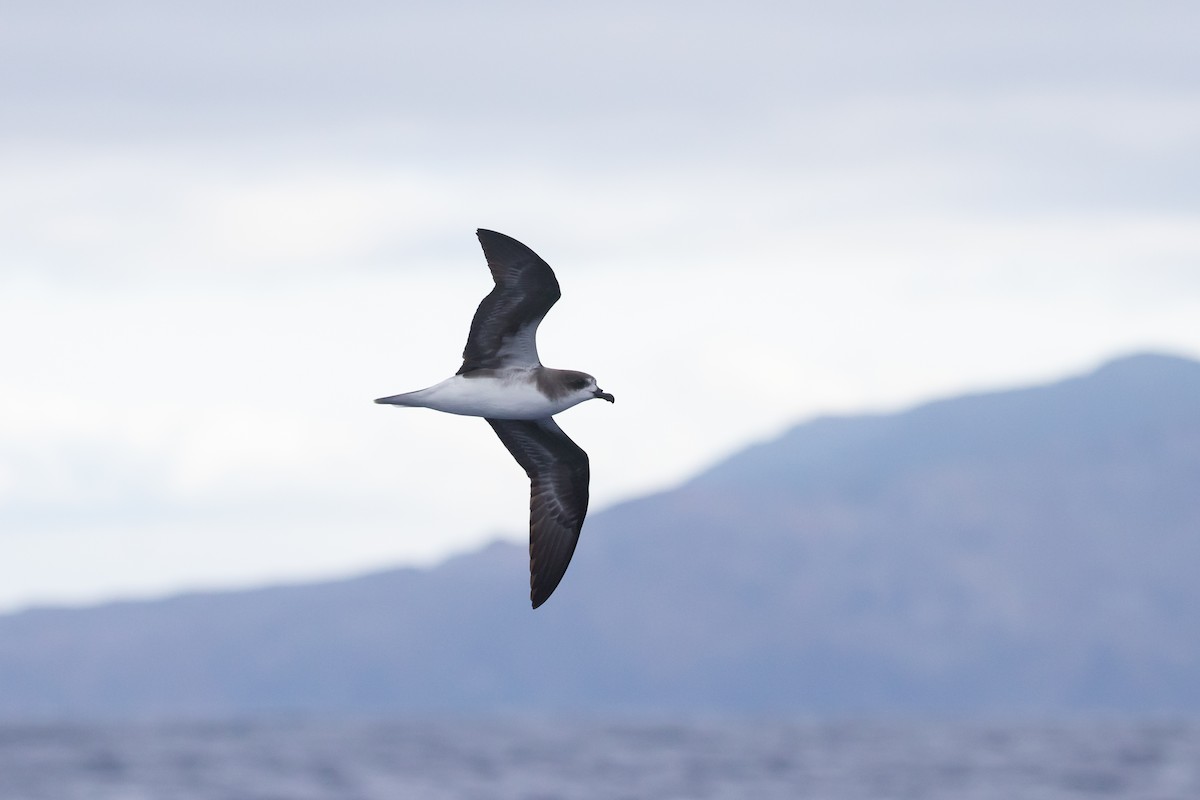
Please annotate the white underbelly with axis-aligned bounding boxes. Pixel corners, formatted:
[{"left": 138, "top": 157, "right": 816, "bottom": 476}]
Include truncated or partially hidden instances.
[{"left": 420, "top": 375, "right": 575, "bottom": 419}]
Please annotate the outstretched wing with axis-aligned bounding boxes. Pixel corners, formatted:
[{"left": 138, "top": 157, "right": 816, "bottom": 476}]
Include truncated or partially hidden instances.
[
  {"left": 459, "top": 230, "right": 561, "bottom": 373},
  {"left": 486, "top": 417, "right": 590, "bottom": 608}
]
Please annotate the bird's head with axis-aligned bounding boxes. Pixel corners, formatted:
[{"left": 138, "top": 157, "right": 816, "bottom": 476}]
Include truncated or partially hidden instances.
[{"left": 560, "top": 371, "right": 615, "bottom": 404}]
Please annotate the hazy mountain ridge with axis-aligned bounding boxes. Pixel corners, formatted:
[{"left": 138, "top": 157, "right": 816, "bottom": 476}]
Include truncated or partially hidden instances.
[{"left": 2, "top": 353, "right": 1199, "bottom": 717}]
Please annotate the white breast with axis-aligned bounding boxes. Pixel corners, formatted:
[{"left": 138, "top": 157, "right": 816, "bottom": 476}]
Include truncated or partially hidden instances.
[{"left": 415, "top": 373, "right": 581, "bottom": 419}]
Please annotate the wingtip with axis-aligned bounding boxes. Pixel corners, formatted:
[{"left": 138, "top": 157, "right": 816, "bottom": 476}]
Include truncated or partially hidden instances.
[
  {"left": 530, "top": 574, "right": 565, "bottom": 609},
  {"left": 530, "top": 578, "right": 551, "bottom": 609},
  {"left": 475, "top": 228, "right": 509, "bottom": 251},
  {"left": 475, "top": 228, "right": 526, "bottom": 248},
  {"left": 530, "top": 576, "right": 556, "bottom": 609}
]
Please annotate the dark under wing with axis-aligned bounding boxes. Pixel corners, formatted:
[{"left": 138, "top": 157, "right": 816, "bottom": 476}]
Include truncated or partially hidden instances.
[
  {"left": 486, "top": 417, "right": 590, "bottom": 608},
  {"left": 459, "top": 229, "right": 561, "bottom": 374}
]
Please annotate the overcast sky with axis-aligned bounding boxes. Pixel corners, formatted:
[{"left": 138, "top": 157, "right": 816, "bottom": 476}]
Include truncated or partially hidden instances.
[{"left": 2, "top": 1, "right": 1198, "bottom": 610}]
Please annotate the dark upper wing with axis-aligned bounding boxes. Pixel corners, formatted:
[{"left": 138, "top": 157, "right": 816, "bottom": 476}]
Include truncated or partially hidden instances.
[
  {"left": 458, "top": 230, "right": 561, "bottom": 374},
  {"left": 486, "top": 417, "right": 590, "bottom": 608}
]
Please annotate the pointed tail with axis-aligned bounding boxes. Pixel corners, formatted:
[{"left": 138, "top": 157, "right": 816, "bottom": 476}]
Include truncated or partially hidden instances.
[{"left": 374, "top": 390, "right": 424, "bottom": 406}]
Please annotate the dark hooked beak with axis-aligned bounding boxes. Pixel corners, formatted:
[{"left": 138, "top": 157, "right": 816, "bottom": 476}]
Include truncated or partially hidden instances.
[{"left": 593, "top": 389, "right": 615, "bottom": 403}]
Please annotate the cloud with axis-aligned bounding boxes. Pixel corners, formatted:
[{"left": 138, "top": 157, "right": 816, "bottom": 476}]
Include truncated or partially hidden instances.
[{"left": 2, "top": 0, "right": 1200, "bottom": 609}]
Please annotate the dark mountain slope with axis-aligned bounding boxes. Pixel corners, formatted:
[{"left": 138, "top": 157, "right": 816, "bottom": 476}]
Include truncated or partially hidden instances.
[{"left": 2, "top": 353, "right": 1198, "bottom": 717}]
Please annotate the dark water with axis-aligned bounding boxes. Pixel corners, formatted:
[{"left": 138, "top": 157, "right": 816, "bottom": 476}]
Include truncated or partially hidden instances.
[{"left": 0, "top": 718, "right": 1196, "bottom": 799}]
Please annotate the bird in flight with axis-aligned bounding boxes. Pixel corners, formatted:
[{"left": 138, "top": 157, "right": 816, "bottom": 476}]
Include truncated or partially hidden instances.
[{"left": 376, "top": 229, "right": 614, "bottom": 608}]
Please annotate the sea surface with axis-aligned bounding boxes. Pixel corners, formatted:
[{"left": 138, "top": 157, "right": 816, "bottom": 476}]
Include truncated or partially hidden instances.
[{"left": 0, "top": 718, "right": 1196, "bottom": 800}]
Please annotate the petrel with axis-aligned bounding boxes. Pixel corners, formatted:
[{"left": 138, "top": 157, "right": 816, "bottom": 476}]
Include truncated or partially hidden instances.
[{"left": 375, "top": 229, "right": 614, "bottom": 608}]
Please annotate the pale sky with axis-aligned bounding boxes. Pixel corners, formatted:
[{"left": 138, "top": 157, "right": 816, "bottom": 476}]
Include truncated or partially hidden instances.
[{"left": 2, "top": 1, "right": 1199, "bottom": 611}]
